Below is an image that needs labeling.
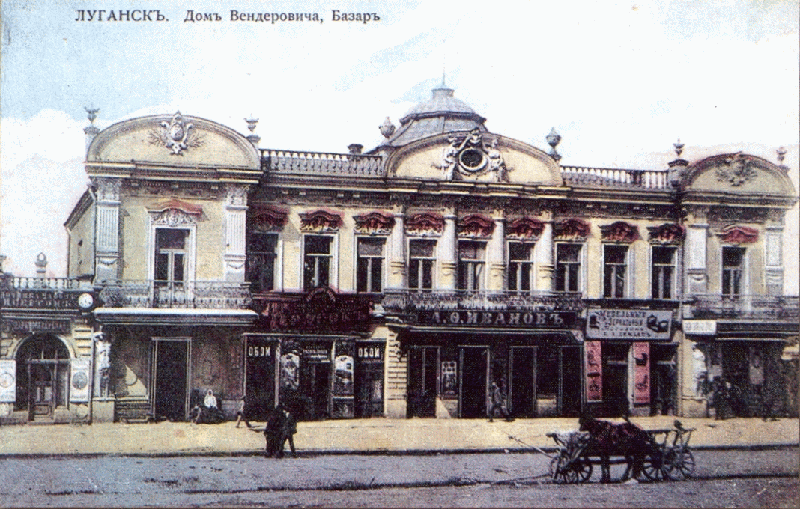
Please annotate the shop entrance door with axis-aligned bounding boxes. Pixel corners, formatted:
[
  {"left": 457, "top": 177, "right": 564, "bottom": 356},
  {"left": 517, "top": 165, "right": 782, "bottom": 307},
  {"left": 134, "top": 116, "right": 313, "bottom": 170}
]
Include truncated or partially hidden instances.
[
  {"left": 152, "top": 339, "right": 190, "bottom": 421},
  {"left": 459, "top": 346, "right": 488, "bottom": 418},
  {"left": 602, "top": 343, "right": 629, "bottom": 417},
  {"left": 407, "top": 346, "right": 438, "bottom": 418},
  {"left": 16, "top": 335, "right": 70, "bottom": 420},
  {"left": 650, "top": 344, "right": 676, "bottom": 415},
  {"left": 245, "top": 337, "right": 277, "bottom": 421},
  {"left": 509, "top": 347, "right": 536, "bottom": 418},
  {"left": 300, "top": 360, "right": 331, "bottom": 420},
  {"left": 560, "top": 346, "right": 583, "bottom": 417}
]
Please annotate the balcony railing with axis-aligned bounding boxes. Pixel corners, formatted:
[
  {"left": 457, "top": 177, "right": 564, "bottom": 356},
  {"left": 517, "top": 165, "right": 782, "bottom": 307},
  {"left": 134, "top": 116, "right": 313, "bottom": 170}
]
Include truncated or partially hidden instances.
[
  {"left": 98, "top": 280, "right": 251, "bottom": 309},
  {"left": 0, "top": 276, "right": 89, "bottom": 310},
  {"left": 687, "top": 294, "right": 800, "bottom": 320},
  {"left": 382, "top": 289, "right": 584, "bottom": 313},
  {"left": 262, "top": 149, "right": 386, "bottom": 177},
  {"left": 561, "top": 166, "right": 672, "bottom": 190}
]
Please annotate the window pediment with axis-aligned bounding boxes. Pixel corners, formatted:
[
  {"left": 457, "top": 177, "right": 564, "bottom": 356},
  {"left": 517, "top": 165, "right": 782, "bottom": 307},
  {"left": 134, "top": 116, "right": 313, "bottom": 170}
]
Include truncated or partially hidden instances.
[
  {"left": 507, "top": 217, "right": 545, "bottom": 241},
  {"left": 600, "top": 221, "right": 640, "bottom": 243},
  {"left": 405, "top": 212, "right": 444, "bottom": 237},
  {"left": 354, "top": 211, "right": 395, "bottom": 235},
  {"left": 718, "top": 225, "right": 759, "bottom": 244},
  {"left": 458, "top": 214, "right": 494, "bottom": 239},
  {"left": 250, "top": 205, "right": 288, "bottom": 232},
  {"left": 648, "top": 223, "right": 684, "bottom": 245},
  {"left": 300, "top": 209, "right": 343, "bottom": 233},
  {"left": 554, "top": 218, "right": 590, "bottom": 241}
]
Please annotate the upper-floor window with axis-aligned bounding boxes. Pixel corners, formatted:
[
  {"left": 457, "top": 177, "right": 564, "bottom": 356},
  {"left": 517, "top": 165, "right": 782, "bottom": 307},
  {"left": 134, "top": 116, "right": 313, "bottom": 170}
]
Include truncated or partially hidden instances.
[
  {"left": 247, "top": 233, "right": 278, "bottom": 293},
  {"left": 408, "top": 239, "right": 436, "bottom": 290},
  {"left": 556, "top": 244, "right": 582, "bottom": 292},
  {"left": 508, "top": 242, "right": 534, "bottom": 292},
  {"left": 651, "top": 246, "right": 676, "bottom": 300},
  {"left": 458, "top": 241, "right": 486, "bottom": 291},
  {"left": 303, "top": 235, "right": 332, "bottom": 290},
  {"left": 155, "top": 228, "right": 189, "bottom": 287},
  {"left": 722, "top": 247, "right": 745, "bottom": 298},
  {"left": 357, "top": 237, "right": 385, "bottom": 293},
  {"left": 603, "top": 245, "right": 628, "bottom": 298}
]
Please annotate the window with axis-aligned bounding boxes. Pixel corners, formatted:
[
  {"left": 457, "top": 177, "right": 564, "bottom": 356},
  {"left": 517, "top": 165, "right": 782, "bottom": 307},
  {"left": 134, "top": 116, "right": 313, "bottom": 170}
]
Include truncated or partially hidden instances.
[
  {"left": 303, "top": 235, "right": 332, "bottom": 290},
  {"left": 651, "top": 246, "right": 676, "bottom": 300},
  {"left": 603, "top": 245, "right": 628, "bottom": 298},
  {"left": 508, "top": 242, "right": 534, "bottom": 292},
  {"left": 247, "top": 233, "right": 278, "bottom": 292},
  {"left": 408, "top": 239, "right": 436, "bottom": 290},
  {"left": 556, "top": 244, "right": 581, "bottom": 292},
  {"left": 155, "top": 228, "right": 189, "bottom": 287},
  {"left": 357, "top": 238, "right": 385, "bottom": 293},
  {"left": 722, "top": 247, "right": 745, "bottom": 298},
  {"left": 458, "top": 241, "right": 486, "bottom": 291}
]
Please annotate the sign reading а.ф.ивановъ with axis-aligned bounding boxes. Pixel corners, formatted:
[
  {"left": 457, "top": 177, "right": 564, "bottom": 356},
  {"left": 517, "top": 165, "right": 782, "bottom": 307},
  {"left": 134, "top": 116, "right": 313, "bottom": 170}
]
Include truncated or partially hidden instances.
[
  {"left": 587, "top": 308, "right": 672, "bottom": 340},
  {"left": 415, "top": 310, "right": 576, "bottom": 328}
]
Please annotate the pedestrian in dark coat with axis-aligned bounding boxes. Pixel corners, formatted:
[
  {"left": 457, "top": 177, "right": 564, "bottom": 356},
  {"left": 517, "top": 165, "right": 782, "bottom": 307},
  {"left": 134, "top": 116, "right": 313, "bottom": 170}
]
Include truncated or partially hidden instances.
[
  {"left": 276, "top": 406, "right": 297, "bottom": 458},
  {"left": 264, "top": 406, "right": 284, "bottom": 457}
]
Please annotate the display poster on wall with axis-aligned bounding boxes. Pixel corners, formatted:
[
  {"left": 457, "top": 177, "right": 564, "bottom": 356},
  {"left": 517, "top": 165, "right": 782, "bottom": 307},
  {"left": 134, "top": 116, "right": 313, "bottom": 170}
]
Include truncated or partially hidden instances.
[
  {"left": 70, "top": 358, "right": 91, "bottom": 403},
  {"left": 0, "top": 359, "right": 16, "bottom": 403},
  {"left": 585, "top": 341, "right": 602, "bottom": 402},
  {"left": 749, "top": 346, "right": 764, "bottom": 386},
  {"left": 633, "top": 342, "right": 650, "bottom": 404}
]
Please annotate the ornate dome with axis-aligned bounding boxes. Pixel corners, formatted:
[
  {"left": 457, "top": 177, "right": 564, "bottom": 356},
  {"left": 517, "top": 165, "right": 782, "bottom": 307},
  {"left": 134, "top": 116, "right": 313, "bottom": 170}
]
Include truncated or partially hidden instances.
[{"left": 382, "top": 85, "right": 487, "bottom": 147}]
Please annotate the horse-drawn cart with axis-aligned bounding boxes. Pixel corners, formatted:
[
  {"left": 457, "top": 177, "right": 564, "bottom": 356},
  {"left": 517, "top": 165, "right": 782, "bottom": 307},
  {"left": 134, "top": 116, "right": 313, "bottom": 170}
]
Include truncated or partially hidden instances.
[{"left": 546, "top": 421, "right": 695, "bottom": 484}]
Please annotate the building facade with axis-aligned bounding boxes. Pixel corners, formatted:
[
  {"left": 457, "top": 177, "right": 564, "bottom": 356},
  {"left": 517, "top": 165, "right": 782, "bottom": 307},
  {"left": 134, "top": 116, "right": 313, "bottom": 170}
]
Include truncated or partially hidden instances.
[{"left": 0, "top": 86, "right": 796, "bottom": 424}]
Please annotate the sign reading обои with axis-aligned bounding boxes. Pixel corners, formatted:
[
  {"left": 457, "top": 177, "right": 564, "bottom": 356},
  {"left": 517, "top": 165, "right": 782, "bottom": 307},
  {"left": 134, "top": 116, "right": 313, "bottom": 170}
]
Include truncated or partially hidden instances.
[{"left": 587, "top": 308, "right": 672, "bottom": 340}]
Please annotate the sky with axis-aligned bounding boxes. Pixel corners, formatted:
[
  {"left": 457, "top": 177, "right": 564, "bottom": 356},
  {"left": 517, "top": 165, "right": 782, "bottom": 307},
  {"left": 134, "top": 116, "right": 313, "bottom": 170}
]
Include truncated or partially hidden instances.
[{"left": 1, "top": 0, "right": 798, "bottom": 292}]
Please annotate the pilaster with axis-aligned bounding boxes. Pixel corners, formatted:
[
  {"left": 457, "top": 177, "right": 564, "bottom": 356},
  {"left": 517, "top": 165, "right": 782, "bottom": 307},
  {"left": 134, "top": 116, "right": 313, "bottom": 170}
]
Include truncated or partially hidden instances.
[
  {"left": 94, "top": 178, "right": 121, "bottom": 283},
  {"left": 487, "top": 211, "right": 505, "bottom": 292},
  {"left": 224, "top": 184, "right": 248, "bottom": 282},
  {"left": 439, "top": 210, "right": 457, "bottom": 290}
]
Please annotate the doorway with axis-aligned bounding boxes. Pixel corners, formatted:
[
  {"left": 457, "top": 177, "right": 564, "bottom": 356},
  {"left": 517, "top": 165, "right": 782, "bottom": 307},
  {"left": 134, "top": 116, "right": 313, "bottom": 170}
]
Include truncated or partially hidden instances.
[
  {"left": 509, "top": 346, "right": 536, "bottom": 418},
  {"left": 300, "top": 360, "right": 331, "bottom": 420},
  {"left": 560, "top": 345, "right": 583, "bottom": 416},
  {"left": 602, "top": 343, "right": 630, "bottom": 416},
  {"left": 245, "top": 337, "right": 277, "bottom": 421},
  {"left": 152, "top": 339, "right": 190, "bottom": 421},
  {"left": 459, "top": 346, "right": 488, "bottom": 418},
  {"left": 407, "top": 346, "right": 438, "bottom": 418},
  {"left": 15, "top": 335, "right": 70, "bottom": 419}
]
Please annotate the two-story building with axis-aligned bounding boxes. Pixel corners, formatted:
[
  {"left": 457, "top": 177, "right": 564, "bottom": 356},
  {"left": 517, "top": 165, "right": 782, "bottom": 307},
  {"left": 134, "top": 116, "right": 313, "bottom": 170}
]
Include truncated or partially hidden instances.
[{"left": 2, "top": 83, "right": 795, "bottom": 425}]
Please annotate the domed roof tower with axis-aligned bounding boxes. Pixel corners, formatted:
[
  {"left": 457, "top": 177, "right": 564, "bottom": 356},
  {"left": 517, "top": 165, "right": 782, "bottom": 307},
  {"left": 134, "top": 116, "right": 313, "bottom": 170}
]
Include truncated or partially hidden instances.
[{"left": 380, "top": 83, "right": 487, "bottom": 148}]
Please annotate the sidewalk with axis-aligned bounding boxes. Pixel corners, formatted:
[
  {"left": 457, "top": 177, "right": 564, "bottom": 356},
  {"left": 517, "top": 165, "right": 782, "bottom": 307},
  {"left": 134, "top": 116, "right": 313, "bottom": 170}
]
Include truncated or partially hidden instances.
[{"left": 0, "top": 416, "right": 797, "bottom": 457}]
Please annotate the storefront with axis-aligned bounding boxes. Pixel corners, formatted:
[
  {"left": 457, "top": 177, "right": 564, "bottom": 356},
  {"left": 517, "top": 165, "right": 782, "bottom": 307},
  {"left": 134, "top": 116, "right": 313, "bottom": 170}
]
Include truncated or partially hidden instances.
[
  {"left": 251, "top": 288, "right": 382, "bottom": 420},
  {"left": 585, "top": 307, "right": 677, "bottom": 417},
  {"left": 397, "top": 307, "right": 582, "bottom": 418}
]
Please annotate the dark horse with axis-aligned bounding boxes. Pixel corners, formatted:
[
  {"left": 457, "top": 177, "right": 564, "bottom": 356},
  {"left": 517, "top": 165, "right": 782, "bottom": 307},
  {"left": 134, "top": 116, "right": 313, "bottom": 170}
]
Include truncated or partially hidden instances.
[{"left": 579, "top": 415, "right": 653, "bottom": 483}]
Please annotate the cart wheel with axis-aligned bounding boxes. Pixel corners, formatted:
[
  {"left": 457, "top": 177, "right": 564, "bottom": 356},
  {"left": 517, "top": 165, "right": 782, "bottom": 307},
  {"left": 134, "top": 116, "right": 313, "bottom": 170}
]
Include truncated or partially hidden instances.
[
  {"left": 665, "top": 450, "right": 695, "bottom": 480},
  {"left": 551, "top": 453, "right": 578, "bottom": 484},
  {"left": 640, "top": 453, "right": 664, "bottom": 481},
  {"left": 574, "top": 459, "right": 593, "bottom": 483}
]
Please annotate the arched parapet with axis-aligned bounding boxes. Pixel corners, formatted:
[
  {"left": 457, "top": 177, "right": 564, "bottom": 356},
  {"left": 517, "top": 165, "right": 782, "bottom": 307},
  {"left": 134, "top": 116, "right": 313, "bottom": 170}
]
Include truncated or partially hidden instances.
[
  {"left": 87, "top": 112, "right": 260, "bottom": 173},
  {"left": 385, "top": 131, "right": 563, "bottom": 186},
  {"left": 685, "top": 153, "right": 796, "bottom": 202}
]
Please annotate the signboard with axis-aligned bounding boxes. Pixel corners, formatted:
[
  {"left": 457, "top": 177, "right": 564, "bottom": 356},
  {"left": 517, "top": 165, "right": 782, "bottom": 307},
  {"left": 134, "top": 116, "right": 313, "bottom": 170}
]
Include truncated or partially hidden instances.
[
  {"left": 587, "top": 309, "right": 672, "bottom": 340},
  {"left": 684, "top": 320, "right": 717, "bottom": 336},
  {"left": 70, "top": 358, "right": 91, "bottom": 403},
  {"left": 633, "top": 342, "right": 650, "bottom": 405},
  {"left": 257, "top": 288, "right": 372, "bottom": 333},
  {"left": 415, "top": 310, "right": 576, "bottom": 329},
  {"left": 0, "top": 318, "right": 71, "bottom": 335},
  {"left": 0, "top": 360, "right": 16, "bottom": 403},
  {"left": 585, "top": 341, "right": 602, "bottom": 402}
]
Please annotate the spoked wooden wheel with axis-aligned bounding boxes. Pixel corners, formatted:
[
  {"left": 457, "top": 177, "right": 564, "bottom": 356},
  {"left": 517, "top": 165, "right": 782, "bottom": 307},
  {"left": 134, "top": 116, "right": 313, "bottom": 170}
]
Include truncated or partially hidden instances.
[
  {"left": 664, "top": 449, "right": 696, "bottom": 480},
  {"left": 550, "top": 453, "right": 578, "bottom": 484},
  {"left": 573, "top": 459, "right": 593, "bottom": 483},
  {"left": 640, "top": 452, "right": 666, "bottom": 481}
]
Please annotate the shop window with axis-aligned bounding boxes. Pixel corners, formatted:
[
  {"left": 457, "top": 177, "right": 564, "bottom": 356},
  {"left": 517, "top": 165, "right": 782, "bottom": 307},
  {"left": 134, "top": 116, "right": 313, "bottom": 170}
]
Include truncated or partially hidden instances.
[
  {"left": 651, "top": 246, "right": 676, "bottom": 300},
  {"left": 303, "top": 235, "right": 332, "bottom": 290},
  {"left": 508, "top": 242, "right": 534, "bottom": 292},
  {"left": 536, "top": 347, "right": 558, "bottom": 399},
  {"left": 357, "top": 238, "right": 385, "bottom": 293},
  {"left": 458, "top": 240, "right": 486, "bottom": 291},
  {"left": 555, "top": 244, "right": 582, "bottom": 292},
  {"left": 154, "top": 228, "right": 189, "bottom": 288},
  {"left": 408, "top": 239, "right": 436, "bottom": 290},
  {"left": 722, "top": 247, "right": 745, "bottom": 298},
  {"left": 247, "top": 233, "right": 278, "bottom": 292},
  {"left": 603, "top": 245, "right": 628, "bottom": 298}
]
